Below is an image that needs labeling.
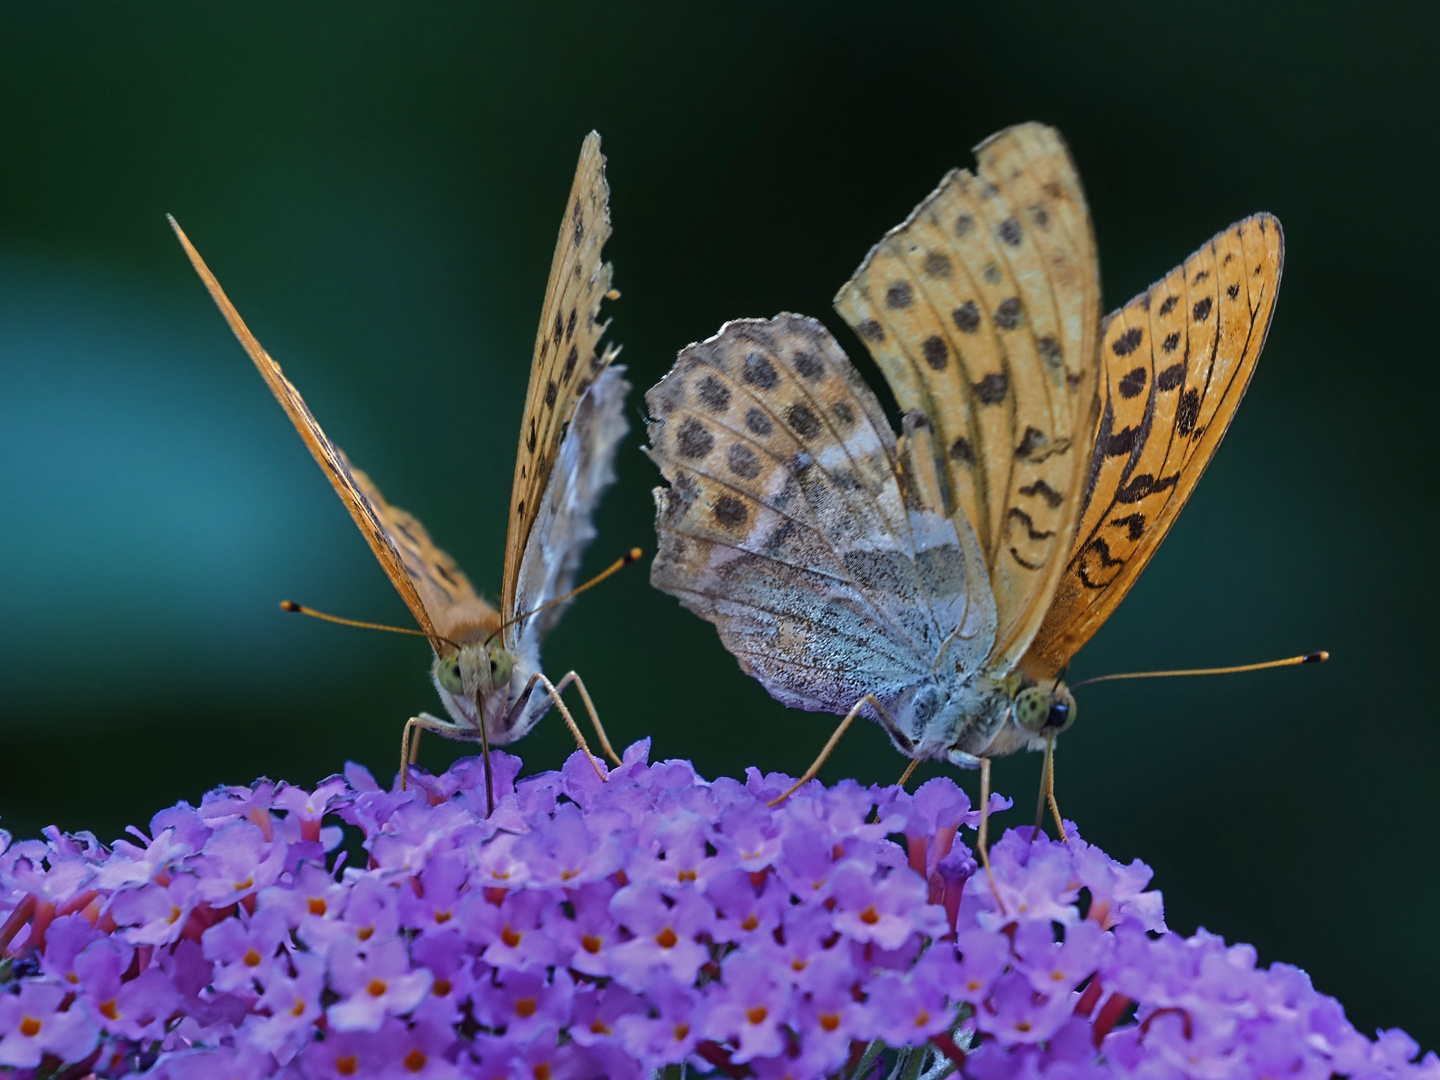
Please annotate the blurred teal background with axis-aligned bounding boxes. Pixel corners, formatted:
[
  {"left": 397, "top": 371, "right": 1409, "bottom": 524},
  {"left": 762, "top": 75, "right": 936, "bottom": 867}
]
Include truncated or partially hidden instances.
[{"left": 2, "top": 0, "right": 1436, "bottom": 1048}]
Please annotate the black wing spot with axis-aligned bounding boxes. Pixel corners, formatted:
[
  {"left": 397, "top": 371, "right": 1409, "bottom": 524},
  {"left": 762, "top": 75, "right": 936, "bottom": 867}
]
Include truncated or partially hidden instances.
[
  {"left": 712, "top": 494, "right": 749, "bottom": 530},
  {"left": 786, "top": 403, "right": 821, "bottom": 439},
  {"left": 727, "top": 442, "right": 761, "bottom": 480},
  {"left": 1226, "top": 283, "right": 1241, "bottom": 300},
  {"left": 527, "top": 419, "right": 537, "bottom": 453},
  {"left": 1110, "top": 512, "right": 1145, "bottom": 541},
  {"left": 950, "top": 437, "right": 975, "bottom": 466},
  {"left": 1030, "top": 204, "right": 1050, "bottom": 229},
  {"left": 1015, "top": 426, "right": 1048, "bottom": 459},
  {"left": 561, "top": 345, "right": 579, "bottom": 383},
  {"left": 1106, "top": 426, "right": 1136, "bottom": 457},
  {"left": 1192, "top": 297, "right": 1213, "bottom": 323},
  {"left": 1112, "top": 327, "right": 1144, "bottom": 357},
  {"left": 1007, "top": 507, "right": 1055, "bottom": 541},
  {"left": 858, "top": 319, "right": 885, "bottom": 342},
  {"left": 696, "top": 375, "right": 731, "bottom": 413},
  {"left": 955, "top": 213, "right": 975, "bottom": 236},
  {"left": 544, "top": 380, "right": 558, "bottom": 409},
  {"left": 1156, "top": 363, "right": 1185, "bottom": 391},
  {"left": 974, "top": 372, "right": 1008, "bottom": 405},
  {"left": 565, "top": 308, "right": 578, "bottom": 342},
  {"left": 1115, "top": 472, "right": 1178, "bottom": 504},
  {"left": 1192, "top": 270, "right": 1209, "bottom": 284},
  {"left": 997, "top": 218, "right": 1023, "bottom": 246},
  {"left": 1118, "top": 367, "right": 1146, "bottom": 399},
  {"left": 994, "top": 298, "right": 1022, "bottom": 330},
  {"left": 1077, "top": 538, "right": 1123, "bottom": 589},
  {"left": 745, "top": 408, "right": 773, "bottom": 437},
  {"left": 553, "top": 312, "right": 563, "bottom": 345},
  {"left": 1176, "top": 389, "right": 1201, "bottom": 435},
  {"left": 793, "top": 351, "right": 825, "bottom": 380},
  {"left": 1019, "top": 479, "right": 1064, "bottom": 509},
  {"left": 952, "top": 302, "right": 981, "bottom": 333},
  {"left": 922, "top": 335, "right": 949, "bottom": 371},
  {"left": 1158, "top": 295, "right": 1178, "bottom": 316},
  {"left": 743, "top": 352, "right": 779, "bottom": 389},
  {"left": 886, "top": 282, "right": 914, "bottom": 309},
  {"left": 1036, "top": 337, "right": 1063, "bottom": 370},
  {"left": 1162, "top": 332, "right": 1181, "bottom": 354},
  {"left": 982, "top": 263, "right": 1003, "bottom": 285},
  {"left": 831, "top": 401, "right": 855, "bottom": 428},
  {"left": 676, "top": 418, "right": 715, "bottom": 459},
  {"left": 923, "top": 252, "right": 953, "bottom": 278}
]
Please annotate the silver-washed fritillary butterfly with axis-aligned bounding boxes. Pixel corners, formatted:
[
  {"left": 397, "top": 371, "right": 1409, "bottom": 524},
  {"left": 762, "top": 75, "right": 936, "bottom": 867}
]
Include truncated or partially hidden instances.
[
  {"left": 171, "top": 132, "right": 630, "bottom": 795},
  {"left": 646, "top": 122, "right": 1286, "bottom": 829}
]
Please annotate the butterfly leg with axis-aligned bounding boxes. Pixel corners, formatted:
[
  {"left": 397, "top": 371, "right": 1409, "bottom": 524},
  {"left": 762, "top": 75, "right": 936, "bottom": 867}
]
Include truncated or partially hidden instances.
[
  {"left": 400, "top": 712, "right": 478, "bottom": 792},
  {"left": 768, "top": 694, "right": 907, "bottom": 808},
  {"left": 508, "top": 672, "right": 609, "bottom": 782},
  {"left": 1042, "top": 734, "right": 1068, "bottom": 842},
  {"left": 896, "top": 758, "right": 920, "bottom": 790},
  {"left": 977, "top": 757, "right": 1007, "bottom": 915},
  {"left": 548, "top": 671, "right": 623, "bottom": 767}
]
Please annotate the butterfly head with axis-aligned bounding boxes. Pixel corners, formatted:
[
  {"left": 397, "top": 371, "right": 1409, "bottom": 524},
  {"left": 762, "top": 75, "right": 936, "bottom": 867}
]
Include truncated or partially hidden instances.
[
  {"left": 1012, "top": 680, "right": 1077, "bottom": 738},
  {"left": 433, "top": 642, "right": 516, "bottom": 717}
]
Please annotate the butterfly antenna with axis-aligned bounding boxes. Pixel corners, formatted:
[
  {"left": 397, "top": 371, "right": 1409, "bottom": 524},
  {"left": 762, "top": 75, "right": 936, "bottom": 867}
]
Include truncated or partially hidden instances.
[
  {"left": 484, "top": 547, "right": 642, "bottom": 648},
  {"left": 279, "top": 601, "right": 460, "bottom": 653},
  {"left": 1069, "top": 651, "right": 1328, "bottom": 689}
]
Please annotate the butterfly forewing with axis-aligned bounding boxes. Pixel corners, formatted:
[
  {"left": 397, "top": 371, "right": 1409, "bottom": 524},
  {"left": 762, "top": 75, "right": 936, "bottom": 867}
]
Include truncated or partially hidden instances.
[
  {"left": 168, "top": 217, "right": 490, "bottom": 652},
  {"left": 647, "top": 314, "right": 994, "bottom": 724},
  {"left": 1023, "top": 213, "right": 1283, "bottom": 676},
  {"left": 834, "top": 122, "right": 1101, "bottom": 670},
  {"left": 502, "top": 131, "right": 620, "bottom": 637}
]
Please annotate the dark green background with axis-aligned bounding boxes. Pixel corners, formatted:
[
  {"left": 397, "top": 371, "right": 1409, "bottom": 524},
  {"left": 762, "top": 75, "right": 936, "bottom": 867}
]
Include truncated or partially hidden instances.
[{"left": 2, "top": 0, "right": 1435, "bottom": 1049}]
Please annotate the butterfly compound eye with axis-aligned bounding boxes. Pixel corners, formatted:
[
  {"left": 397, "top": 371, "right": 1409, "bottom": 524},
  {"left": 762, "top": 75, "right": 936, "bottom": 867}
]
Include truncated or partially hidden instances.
[
  {"left": 487, "top": 647, "right": 514, "bottom": 687},
  {"left": 435, "top": 656, "right": 464, "bottom": 695},
  {"left": 1014, "top": 685, "right": 1077, "bottom": 735}
]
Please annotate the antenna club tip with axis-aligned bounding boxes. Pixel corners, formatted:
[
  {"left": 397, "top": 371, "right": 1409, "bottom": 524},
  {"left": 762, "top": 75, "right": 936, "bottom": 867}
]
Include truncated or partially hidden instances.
[
  {"left": 280, "top": 600, "right": 301, "bottom": 612},
  {"left": 625, "top": 547, "right": 642, "bottom": 563},
  {"left": 1303, "top": 651, "right": 1329, "bottom": 664}
]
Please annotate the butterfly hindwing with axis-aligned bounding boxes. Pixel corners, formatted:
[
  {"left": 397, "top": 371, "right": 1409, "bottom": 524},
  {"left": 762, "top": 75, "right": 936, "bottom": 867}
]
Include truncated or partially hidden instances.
[
  {"left": 834, "top": 122, "right": 1102, "bottom": 672},
  {"left": 168, "top": 217, "right": 498, "bottom": 652},
  {"left": 1023, "top": 213, "right": 1284, "bottom": 676},
  {"left": 502, "top": 131, "right": 620, "bottom": 635},
  {"left": 647, "top": 314, "right": 994, "bottom": 726}
]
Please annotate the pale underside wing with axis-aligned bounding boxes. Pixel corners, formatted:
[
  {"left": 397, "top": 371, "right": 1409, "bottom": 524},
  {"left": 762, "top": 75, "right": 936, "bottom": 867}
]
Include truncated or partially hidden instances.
[
  {"left": 169, "top": 217, "right": 499, "bottom": 653},
  {"left": 500, "top": 364, "right": 630, "bottom": 742},
  {"left": 647, "top": 314, "right": 995, "bottom": 729},
  {"left": 1023, "top": 213, "right": 1284, "bottom": 677},
  {"left": 834, "top": 122, "right": 1102, "bottom": 673},
  {"left": 502, "top": 131, "right": 621, "bottom": 642}
]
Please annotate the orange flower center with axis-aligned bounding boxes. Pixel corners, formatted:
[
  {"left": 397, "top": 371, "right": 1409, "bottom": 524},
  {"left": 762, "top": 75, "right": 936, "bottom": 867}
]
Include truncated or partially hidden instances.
[
  {"left": 433, "top": 978, "right": 452, "bottom": 996},
  {"left": 367, "top": 978, "right": 388, "bottom": 997},
  {"left": 100, "top": 1000, "right": 120, "bottom": 1020},
  {"left": 581, "top": 934, "right": 602, "bottom": 954},
  {"left": 655, "top": 927, "right": 678, "bottom": 949},
  {"left": 289, "top": 997, "right": 307, "bottom": 1017},
  {"left": 673, "top": 1022, "right": 690, "bottom": 1040},
  {"left": 243, "top": 948, "right": 262, "bottom": 967},
  {"left": 590, "top": 1019, "right": 611, "bottom": 1035},
  {"left": 740, "top": 914, "right": 759, "bottom": 931},
  {"left": 402, "top": 1048, "right": 427, "bottom": 1072},
  {"left": 515, "top": 997, "right": 537, "bottom": 1018},
  {"left": 336, "top": 1054, "right": 358, "bottom": 1076},
  {"left": 746, "top": 1005, "right": 768, "bottom": 1025},
  {"left": 676, "top": 868, "right": 697, "bottom": 882},
  {"left": 434, "top": 910, "right": 452, "bottom": 924},
  {"left": 308, "top": 898, "right": 327, "bottom": 916},
  {"left": 356, "top": 926, "right": 374, "bottom": 941},
  {"left": 532, "top": 1064, "right": 551, "bottom": 1080},
  {"left": 859, "top": 905, "right": 881, "bottom": 925},
  {"left": 19, "top": 1016, "right": 41, "bottom": 1037},
  {"left": 819, "top": 1012, "right": 841, "bottom": 1032},
  {"left": 501, "top": 925, "right": 523, "bottom": 948}
]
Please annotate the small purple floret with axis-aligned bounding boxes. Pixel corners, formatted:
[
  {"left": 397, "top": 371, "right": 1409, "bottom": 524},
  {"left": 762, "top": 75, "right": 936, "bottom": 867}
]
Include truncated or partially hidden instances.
[{"left": 0, "top": 744, "right": 1433, "bottom": 1078}]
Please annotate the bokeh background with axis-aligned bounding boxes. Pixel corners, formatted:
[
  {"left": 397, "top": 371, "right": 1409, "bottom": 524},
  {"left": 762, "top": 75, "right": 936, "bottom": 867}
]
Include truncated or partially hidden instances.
[{"left": 2, "top": 0, "right": 1436, "bottom": 1048}]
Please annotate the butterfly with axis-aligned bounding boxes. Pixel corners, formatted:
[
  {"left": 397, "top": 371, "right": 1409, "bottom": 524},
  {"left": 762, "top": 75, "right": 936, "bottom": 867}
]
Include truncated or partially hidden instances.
[
  {"left": 171, "top": 132, "right": 630, "bottom": 796},
  {"left": 646, "top": 122, "right": 1283, "bottom": 823}
]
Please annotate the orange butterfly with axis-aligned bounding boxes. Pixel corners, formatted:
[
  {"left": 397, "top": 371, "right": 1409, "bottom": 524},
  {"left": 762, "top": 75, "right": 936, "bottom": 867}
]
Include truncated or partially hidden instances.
[
  {"left": 647, "top": 122, "right": 1295, "bottom": 839},
  {"left": 172, "top": 133, "right": 629, "bottom": 799}
]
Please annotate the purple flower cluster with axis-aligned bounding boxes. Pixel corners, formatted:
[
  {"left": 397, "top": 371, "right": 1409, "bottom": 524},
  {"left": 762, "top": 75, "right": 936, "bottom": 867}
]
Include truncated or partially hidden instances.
[{"left": 1, "top": 743, "right": 1433, "bottom": 1080}]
